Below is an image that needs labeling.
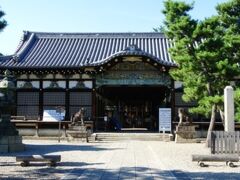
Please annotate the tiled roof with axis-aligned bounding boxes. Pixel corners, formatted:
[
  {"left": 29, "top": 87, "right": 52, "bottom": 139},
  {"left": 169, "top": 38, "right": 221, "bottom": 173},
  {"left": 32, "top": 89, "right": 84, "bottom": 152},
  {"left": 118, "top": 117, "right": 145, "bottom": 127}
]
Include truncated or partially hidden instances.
[
  {"left": 0, "top": 31, "right": 176, "bottom": 69},
  {"left": 0, "top": 55, "right": 12, "bottom": 62}
]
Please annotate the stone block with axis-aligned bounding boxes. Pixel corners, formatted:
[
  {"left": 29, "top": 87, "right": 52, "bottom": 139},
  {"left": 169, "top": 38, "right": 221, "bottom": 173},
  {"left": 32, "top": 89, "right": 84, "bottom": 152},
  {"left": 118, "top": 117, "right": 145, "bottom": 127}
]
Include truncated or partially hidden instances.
[
  {"left": 175, "top": 135, "right": 197, "bottom": 143},
  {"left": 8, "top": 136, "right": 23, "bottom": 144},
  {"left": 169, "top": 134, "right": 174, "bottom": 141},
  {"left": 0, "top": 145, "right": 8, "bottom": 153},
  {"left": 8, "top": 136, "right": 16, "bottom": 144},
  {"left": 176, "top": 125, "right": 196, "bottom": 132},
  {"left": 0, "top": 137, "right": 8, "bottom": 144},
  {"left": 14, "top": 136, "right": 23, "bottom": 144},
  {"left": 9, "top": 144, "right": 25, "bottom": 152},
  {"left": 0, "top": 135, "right": 24, "bottom": 152}
]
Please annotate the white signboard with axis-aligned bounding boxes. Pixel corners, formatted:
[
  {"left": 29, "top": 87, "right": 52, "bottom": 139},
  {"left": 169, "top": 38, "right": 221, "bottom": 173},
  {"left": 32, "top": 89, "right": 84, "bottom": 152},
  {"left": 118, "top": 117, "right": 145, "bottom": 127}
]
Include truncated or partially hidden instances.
[
  {"left": 43, "top": 109, "right": 65, "bottom": 122},
  {"left": 104, "top": 116, "right": 108, "bottom": 122},
  {"left": 159, "top": 108, "right": 172, "bottom": 132}
]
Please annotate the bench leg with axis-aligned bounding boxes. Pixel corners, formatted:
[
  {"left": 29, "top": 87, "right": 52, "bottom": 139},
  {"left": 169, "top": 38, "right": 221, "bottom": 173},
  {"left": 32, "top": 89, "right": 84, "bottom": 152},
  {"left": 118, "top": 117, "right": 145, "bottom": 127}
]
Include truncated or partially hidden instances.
[
  {"left": 48, "top": 161, "right": 57, "bottom": 167},
  {"left": 198, "top": 161, "right": 206, "bottom": 167},
  {"left": 226, "top": 161, "right": 235, "bottom": 168},
  {"left": 61, "top": 125, "right": 67, "bottom": 138},
  {"left": 20, "top": 161, "right": 29, "bottom": 167},
  {"left": 34, "top": 124, "right": 39, "bottom": 137}
]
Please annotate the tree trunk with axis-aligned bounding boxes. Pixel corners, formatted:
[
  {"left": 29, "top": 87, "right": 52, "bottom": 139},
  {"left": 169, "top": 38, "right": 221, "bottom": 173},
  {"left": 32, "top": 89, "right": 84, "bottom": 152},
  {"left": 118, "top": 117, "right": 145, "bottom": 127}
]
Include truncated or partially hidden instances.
[
  {"left": 219, "top": 109, "right": 225, "bottom": 128},
  {"left": 206, "top": 104, "right": 217, "bottom": 147}
]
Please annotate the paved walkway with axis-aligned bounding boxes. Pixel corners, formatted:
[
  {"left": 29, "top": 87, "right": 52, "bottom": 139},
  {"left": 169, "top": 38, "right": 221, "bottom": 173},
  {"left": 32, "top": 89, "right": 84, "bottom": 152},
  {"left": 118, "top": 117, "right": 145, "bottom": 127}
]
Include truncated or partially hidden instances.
[
  {"left": 0, "top": 140, "right": 240, "bottom": 179},
  {"left": 61, "top": 141, "right": 175, "bottom": 179}
]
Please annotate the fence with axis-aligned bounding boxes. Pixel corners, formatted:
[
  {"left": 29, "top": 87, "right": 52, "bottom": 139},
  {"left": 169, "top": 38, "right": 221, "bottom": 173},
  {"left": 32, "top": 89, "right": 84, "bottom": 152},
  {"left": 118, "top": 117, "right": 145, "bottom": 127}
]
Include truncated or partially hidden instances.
[{"left": 211, "top": 131, "right": 240, "bottom": 154}]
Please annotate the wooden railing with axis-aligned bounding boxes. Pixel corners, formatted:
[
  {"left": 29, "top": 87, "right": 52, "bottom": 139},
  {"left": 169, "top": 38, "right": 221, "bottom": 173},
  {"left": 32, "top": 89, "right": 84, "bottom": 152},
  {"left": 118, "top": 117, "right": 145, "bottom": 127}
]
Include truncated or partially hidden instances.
[{"left": 211, "top": 131, "right": 240, "bottom": 155}]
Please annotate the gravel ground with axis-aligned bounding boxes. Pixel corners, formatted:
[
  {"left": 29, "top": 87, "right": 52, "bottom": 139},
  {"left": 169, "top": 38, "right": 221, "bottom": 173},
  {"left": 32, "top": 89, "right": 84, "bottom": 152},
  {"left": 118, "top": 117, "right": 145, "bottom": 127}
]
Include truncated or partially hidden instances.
[{"left": 0, "top": 139, "right": 240, "bottom": 179}]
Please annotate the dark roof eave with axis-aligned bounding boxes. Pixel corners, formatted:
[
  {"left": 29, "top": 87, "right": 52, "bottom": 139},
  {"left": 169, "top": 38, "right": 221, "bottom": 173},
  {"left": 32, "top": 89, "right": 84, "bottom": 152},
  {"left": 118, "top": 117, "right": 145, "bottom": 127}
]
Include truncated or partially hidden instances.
[{"left": 0, "top": 65, "right": 94, "bottom": 70}]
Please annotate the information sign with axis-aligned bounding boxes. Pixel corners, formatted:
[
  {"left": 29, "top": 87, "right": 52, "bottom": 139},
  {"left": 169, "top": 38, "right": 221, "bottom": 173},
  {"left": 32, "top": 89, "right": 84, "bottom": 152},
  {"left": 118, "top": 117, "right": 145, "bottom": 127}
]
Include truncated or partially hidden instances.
[
  {"left": 159, "top": 108, "right": 172, "bottom": 132},
  {"left": 43, "top": 109, "right": 65, "bottom": 121}
]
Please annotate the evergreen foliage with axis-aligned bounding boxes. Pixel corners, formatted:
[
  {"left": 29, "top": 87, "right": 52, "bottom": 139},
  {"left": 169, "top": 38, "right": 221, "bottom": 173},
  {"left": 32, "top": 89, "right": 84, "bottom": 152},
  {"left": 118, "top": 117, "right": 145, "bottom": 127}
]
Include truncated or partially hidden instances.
[
  {"left": 162, "top": 0, "right": 240, "bottom": 145},
  {"left": 153, "top": 25, "right": 165, "bottom": 33},
  {"left": 0, "top": 7, "right": 7, "bottom": 56},
  {"left": 0, "top": 7, "right": 7, "bottom": 32}
]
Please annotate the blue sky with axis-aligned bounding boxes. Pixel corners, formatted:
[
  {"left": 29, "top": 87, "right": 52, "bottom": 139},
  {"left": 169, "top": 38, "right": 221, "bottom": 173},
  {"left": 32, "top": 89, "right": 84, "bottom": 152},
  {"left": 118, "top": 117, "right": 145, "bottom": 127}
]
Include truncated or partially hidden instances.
[{"left": 0, "top": 0, "right": 227, "bottom": 55}]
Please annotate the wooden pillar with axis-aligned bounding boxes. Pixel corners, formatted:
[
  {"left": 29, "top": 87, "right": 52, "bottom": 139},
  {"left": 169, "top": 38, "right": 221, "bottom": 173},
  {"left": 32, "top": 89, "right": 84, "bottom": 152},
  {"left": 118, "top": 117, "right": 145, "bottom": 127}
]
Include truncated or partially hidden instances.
[
  {"left": 65, "top": 80, "right": 70, "bottom": 121},
  {"left": 170, "top": 79, "right": 175, "bottom": 134},
  {"left": 92, "top": 80, "right": 96, "bottom": 130},
  {"left": 39, "top": 80, "right": 43, "bottom": 120}
]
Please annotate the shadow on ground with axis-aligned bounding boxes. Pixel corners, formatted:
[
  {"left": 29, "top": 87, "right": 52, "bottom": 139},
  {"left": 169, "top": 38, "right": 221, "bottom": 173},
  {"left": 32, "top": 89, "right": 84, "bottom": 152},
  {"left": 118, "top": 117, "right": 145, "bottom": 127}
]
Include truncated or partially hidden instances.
[
  {"left": 0, "top": 143, "right": 122, "bottom": 157},
  {"left": 2, "top": 166, "right": 240, "bottom": 180}
]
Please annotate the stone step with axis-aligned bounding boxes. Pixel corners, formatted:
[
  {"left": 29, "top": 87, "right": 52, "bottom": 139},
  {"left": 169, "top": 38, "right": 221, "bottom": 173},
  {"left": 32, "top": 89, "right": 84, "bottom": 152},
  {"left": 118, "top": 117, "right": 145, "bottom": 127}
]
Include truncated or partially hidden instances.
[
  {"left": 95, "top": 133, "right": 167, "bottom": 136},
  {"left": 95, "top": 133, "right": 173, "bottom": 141},
  {"left": 97, "top": 139, "right": 166, "bottom": 141},
  {"left": 96, "top": 136, "right": 168, "bottom": 139},
  {"left": 96, "top": 136, "right": 169, "bottom": 139}
]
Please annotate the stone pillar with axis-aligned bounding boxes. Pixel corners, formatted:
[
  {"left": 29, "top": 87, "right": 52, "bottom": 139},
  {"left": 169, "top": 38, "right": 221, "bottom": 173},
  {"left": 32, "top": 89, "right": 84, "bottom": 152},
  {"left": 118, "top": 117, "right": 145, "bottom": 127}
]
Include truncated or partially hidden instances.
[{"left": 224, "top": 86, "right": 235, "bottom": 132}]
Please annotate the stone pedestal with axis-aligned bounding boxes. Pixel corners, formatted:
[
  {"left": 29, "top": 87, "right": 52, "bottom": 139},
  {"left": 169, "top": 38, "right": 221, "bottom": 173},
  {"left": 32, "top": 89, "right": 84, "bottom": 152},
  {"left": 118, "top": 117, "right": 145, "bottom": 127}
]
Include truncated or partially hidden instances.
[
  {"left": 66, "top": 123, "right": 89, "bottom": 142},
  {"left": 175, "top": 124, "right": 197, "bottom": 143},
  {"left": 0, "top": 115, "right": 25, "bottom": 153},
  {"left": 0, "top": 136, "right": 25, "bottom": 153}
]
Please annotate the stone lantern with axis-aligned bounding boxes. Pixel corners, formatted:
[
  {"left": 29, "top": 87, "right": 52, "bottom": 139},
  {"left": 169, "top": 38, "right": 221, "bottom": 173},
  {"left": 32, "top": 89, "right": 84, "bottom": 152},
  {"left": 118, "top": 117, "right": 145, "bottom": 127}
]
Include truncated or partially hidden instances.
[{"left": 0, "top": 70, "right": 24, "bottom": 153}]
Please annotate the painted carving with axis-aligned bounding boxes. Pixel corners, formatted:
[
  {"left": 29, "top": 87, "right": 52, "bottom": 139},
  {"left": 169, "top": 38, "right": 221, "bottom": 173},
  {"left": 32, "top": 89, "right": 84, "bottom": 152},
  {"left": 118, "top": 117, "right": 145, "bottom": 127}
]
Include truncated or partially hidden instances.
[{"left": 96, "top": 62, "right": 171, "bottom": 87}]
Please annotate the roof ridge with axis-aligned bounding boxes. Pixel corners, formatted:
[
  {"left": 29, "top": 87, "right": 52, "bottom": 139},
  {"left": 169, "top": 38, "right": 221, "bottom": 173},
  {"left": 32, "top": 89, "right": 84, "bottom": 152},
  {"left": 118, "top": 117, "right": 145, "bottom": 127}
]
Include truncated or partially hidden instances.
[{"left": 24, "top": 31, "right": 166, "bottom": 38}]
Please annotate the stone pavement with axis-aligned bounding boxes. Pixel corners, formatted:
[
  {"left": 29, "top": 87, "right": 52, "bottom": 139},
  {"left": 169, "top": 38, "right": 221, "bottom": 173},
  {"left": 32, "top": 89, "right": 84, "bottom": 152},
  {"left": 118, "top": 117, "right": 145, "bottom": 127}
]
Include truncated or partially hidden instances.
[{"left": 0, "top": 139, "right": 240, "bottom": 179}]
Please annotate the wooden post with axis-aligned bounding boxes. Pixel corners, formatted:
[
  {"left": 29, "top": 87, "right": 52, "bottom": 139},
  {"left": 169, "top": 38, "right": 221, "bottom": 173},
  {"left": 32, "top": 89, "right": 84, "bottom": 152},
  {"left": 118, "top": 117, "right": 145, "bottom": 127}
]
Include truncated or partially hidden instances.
[
  {"left": 170, "top": 79, "right": 175, "bottom": 134},
  {"left": 58, "top": 121, "right": 61, "bottom": 143}
]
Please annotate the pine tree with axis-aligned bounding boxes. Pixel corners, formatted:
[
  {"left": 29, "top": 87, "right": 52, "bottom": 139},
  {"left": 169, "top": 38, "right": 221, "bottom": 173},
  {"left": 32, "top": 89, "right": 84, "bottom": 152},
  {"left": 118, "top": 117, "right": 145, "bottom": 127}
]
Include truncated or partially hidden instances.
[
  {"left": 0, "top": 7, "right": 7, "bottom": 32},
  {"left": 0, "top": 7, "right": 7, "bottom": 56},
  {"left": 217, "top": 0, "right": 240, "bottom": 123},
  {"left": 162, "top": 0, "right": 240, "bottom": 146}
]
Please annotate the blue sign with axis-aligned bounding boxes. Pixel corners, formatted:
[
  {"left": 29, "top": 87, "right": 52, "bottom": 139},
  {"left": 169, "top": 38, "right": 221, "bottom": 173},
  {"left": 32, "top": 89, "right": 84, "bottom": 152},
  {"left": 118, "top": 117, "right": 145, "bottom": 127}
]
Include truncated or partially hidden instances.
[{"left": 43, "top": 109, "right": 65, "bottom": 121}]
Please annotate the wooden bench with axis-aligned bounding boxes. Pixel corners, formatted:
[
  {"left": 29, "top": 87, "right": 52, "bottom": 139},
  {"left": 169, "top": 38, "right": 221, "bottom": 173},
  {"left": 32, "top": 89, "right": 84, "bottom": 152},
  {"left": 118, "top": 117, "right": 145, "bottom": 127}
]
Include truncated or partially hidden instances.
[
  {"left": 11, "top": 116, "right": 26, "bottom": 121},
  {"left": 37, "top": 120, "right": 70, "bottom": 137},
  {"left": 192, "top": 154, "right": 239, "bottom": 167},
  {"left": 11, "top": 116, "right": 39, "bottom": 130},
  {"left": 11, "top": 118, "right": 71, "bottom": 137},
  {"left": 16, "top": 155, "right": 61, "bottom": 167}
]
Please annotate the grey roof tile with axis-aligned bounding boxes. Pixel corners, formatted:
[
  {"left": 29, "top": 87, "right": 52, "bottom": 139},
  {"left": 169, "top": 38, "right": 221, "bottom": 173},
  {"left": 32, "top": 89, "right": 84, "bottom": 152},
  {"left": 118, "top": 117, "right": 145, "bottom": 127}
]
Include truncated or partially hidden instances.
[{"left": 0, "top": 31, "right": 176, "bottom": 69}]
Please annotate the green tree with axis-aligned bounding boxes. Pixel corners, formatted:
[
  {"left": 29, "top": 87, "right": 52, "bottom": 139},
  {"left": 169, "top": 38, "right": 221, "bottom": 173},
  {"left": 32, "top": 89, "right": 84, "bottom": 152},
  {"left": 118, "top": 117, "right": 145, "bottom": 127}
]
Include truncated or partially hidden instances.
[
  {"left": 0, "top": 7, "right": 7, "bottom": 32},
  {"left": 217, "top": 0, "right": 240, "bottom": 123},
  {"left": 0, "top": 7, "right": 7, "bottom": 56},
  {"left": 153, "top": 25, "right": 165, "bottom": 33},
  {"left": 162, "top": 0, "right": 240, "bottom": 146}
]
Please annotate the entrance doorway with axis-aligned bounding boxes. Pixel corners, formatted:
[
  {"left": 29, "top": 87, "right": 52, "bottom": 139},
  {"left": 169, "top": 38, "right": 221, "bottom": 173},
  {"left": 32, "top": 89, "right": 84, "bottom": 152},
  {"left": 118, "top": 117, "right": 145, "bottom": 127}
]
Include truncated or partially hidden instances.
[{"left": 97, "top": 86, "right": 170, "bottom": 131}]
